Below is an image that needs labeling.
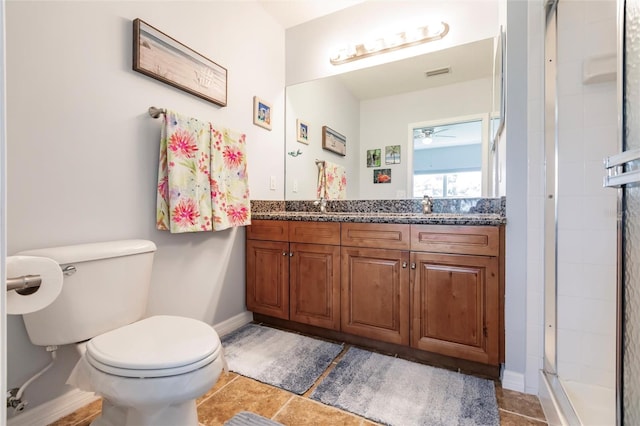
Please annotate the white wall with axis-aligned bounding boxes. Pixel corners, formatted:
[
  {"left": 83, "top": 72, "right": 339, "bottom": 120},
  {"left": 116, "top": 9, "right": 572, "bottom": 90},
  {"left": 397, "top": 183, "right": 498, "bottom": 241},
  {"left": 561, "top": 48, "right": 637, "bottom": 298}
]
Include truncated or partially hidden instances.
[
  {"left": 5, "top": 0, "right": 284, "bottom": 415},
  {"left": 285, "top": 77, "right": 360, "bottom": 200},
  {"left": 503, "top": 0, "right": 529, "bottom": 392},
  {"left": 359, "top": 78, "right": 492, "bottom": 199}
]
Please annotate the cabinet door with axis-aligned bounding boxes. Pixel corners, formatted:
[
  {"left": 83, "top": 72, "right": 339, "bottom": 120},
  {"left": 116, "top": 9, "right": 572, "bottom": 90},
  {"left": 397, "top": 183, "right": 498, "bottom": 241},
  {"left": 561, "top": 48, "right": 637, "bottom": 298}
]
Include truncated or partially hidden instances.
[
  {"left": 411, "top": 252, "right": 499, "bottom": 365},
  {"left": 246, "top": 239, "right": 289, "bottom": 319},
  {"left": 341, "top": 247, "right": 410, "bottom": 345},
  {"left": 290, "top": 243, "right": 341, "bottom": 330}
]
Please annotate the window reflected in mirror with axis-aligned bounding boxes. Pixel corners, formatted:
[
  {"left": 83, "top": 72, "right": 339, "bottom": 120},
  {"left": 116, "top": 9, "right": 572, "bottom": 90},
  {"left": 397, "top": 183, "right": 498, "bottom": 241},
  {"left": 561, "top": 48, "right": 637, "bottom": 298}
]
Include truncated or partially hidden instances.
[{"left": 410, "top": 115, "right": 488, "bottom": 198}]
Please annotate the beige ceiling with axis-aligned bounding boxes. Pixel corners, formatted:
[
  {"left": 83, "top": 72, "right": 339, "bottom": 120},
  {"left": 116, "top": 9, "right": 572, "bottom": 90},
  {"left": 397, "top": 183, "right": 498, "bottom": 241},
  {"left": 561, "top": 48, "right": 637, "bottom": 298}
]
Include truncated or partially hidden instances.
[{"left": 258, "top": 0, "right": 366, "bottom": 29}]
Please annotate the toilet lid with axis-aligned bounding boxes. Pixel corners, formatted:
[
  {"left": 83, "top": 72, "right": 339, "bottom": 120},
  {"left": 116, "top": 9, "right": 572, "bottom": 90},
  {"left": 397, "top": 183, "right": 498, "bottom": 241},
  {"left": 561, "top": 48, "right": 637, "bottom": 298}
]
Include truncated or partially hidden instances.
[{"left": 86, "top": 315, "right": 221, "bottom": 377}]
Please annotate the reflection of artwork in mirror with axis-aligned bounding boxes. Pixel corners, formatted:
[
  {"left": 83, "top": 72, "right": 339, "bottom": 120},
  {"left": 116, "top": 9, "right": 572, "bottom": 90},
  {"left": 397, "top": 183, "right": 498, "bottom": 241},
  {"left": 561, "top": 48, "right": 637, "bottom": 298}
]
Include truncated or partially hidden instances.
[
  {"left": 253, "top": 96, "right": 272, "bottom": 130},
  {"left": 385, "top": 145, "right": 401, "bottom": 164},
  {"left": 322, "top": 126, "right": 346, "bottom": 156},
  {"left": 296, "top": 120, "right": 309, "bottom": 144},
  {"left": 374, "top": 169, "right": 391, "bottom": 184},
  {"left": 410, "top": 114, "right": 488, "bottom": 198},
  {"left": 367, "top": 149, "right": 381, "bottom": 167}
]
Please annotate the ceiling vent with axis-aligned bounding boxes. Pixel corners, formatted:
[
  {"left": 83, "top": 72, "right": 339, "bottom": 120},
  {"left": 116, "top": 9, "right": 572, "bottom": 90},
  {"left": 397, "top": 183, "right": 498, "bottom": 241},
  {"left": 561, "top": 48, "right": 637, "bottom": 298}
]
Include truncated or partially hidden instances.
[{"left": 424, "top": 67, "right": 451, "bottom": 77}]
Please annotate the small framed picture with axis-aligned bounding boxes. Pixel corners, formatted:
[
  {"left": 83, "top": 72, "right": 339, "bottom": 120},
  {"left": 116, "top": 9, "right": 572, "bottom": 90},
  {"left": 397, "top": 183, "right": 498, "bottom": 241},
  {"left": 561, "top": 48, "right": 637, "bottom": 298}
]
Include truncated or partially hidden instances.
[
  {"left": 253, "top": 96, "right": 272, "bottom": 130},
  {"left": 322, "top": 126, "right": 346, "bottom": 156},
  {"left": 296, "top": 119, "right": 309, "bottom": 144},
  {"left": 385, "top": 145, "right": 401, "bottom": 164},
  {"left": 367, "top": 149, "right": 381, "bottom": 167},
  {"left": 373, "top": 169, "right": 392, "bottom": 184}
]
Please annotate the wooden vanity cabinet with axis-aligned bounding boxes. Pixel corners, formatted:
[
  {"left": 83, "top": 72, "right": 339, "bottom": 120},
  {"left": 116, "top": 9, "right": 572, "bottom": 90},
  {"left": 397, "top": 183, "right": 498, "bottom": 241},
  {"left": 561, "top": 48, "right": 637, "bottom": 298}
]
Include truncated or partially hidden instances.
[
  {"left": 246, "top": 220, "right": 341, "bottom": 330},
  {"left": 340, "top": 223, "right": 411, "bottom": 345},
  {"left": 246, "top": 222, "right": 290, "bottom": 320},
  {"left": 289, "top": 242, "right": 340, "bottom": 329},
  {"left": 410, "top": 225, "right": 502, "bottom": 365},
  {"left": 341, "top": 246, "right": 410, "bottom": 345},
  {"left": 247, "top": 219, "right": 505, "bottom": 369}
]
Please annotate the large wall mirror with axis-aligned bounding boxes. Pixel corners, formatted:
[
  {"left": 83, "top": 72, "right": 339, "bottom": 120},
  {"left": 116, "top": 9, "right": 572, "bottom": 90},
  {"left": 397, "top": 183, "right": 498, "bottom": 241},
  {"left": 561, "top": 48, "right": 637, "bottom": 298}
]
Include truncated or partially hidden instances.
[{"left": 285, "top": 28, "right": 505, "bottom": 200}]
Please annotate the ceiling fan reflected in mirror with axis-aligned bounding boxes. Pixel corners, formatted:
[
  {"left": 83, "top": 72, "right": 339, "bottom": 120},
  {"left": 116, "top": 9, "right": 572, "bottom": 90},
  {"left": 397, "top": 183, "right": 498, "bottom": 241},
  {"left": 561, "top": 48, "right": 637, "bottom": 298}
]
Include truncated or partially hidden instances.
[{"left": 414, "top": 127, "right": 454, "bottom": 144}]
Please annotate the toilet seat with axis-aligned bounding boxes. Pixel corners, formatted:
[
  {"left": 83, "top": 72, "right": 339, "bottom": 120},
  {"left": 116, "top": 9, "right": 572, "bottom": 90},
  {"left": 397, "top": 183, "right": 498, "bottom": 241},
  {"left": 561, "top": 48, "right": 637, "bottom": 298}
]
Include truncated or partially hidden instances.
[{"left": 85, "top": 315, "right": 221, "bottom": 378}]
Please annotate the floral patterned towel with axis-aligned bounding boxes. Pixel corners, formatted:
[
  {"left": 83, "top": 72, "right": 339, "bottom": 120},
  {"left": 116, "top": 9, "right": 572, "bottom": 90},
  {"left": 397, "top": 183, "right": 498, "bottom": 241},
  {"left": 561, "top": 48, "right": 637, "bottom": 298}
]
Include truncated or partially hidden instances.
[
  {"left": 156, "top": 110, "right": 250, "bottom": 233},
  {"left": 317, "top": 160, "right": 346, "bottom": 200},
  {"left": 209, "top": 124, "right": 251, "bottom": 230}
]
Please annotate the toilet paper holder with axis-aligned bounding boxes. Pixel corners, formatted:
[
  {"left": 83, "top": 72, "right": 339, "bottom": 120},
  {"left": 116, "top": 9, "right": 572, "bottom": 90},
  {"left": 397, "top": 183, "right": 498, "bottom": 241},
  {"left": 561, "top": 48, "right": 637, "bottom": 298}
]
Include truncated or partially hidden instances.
[
  {"left": 6, "top": 265, "right": 76, "bottom": 294},
  {"left": 6, "top": 274, "right": 43, "bottom": 294}
]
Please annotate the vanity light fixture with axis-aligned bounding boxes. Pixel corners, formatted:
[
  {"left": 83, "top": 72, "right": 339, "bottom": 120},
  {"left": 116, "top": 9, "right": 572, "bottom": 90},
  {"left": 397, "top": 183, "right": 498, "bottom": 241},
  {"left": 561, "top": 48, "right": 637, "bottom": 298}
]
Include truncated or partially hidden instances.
[{"left": 330, "top": 21, "right": 449, "bottom": 65}]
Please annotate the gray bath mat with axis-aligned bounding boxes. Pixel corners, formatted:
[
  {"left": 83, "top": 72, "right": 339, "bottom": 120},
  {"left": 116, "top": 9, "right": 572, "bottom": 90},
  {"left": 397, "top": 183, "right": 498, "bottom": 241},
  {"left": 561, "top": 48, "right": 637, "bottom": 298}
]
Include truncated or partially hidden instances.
[
  {"left": 224, "top": 411, "right": 283, "bottom": 426},
  {"left": 310, "top": 347, "right": 499, "bottom": 426},
  {"left": 221, "top": 323, "right": 343, "bottom": 395}
]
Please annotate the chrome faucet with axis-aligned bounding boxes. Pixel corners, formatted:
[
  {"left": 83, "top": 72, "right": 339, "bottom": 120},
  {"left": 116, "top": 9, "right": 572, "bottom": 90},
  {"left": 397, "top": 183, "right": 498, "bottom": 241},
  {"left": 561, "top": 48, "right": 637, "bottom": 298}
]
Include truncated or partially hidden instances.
[
  {"left": 421, "top": 195, "right": 433, "bottom": 214},
  {"left": 314, "top": 197, "right": 327, "bottom": 214}
]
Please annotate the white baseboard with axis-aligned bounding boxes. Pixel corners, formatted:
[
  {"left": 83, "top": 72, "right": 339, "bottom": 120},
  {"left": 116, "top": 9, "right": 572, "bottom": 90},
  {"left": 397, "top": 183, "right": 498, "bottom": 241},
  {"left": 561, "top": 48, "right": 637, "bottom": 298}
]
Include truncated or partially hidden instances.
[
  {"left": 212, "top": 311, "right": 253, "bottom": 337},
  {"left": 7, "top": 389, "right": 99, "bottom": 426},
  {"left": 501, "top": 369, "right": 526, "bottom": 392}
]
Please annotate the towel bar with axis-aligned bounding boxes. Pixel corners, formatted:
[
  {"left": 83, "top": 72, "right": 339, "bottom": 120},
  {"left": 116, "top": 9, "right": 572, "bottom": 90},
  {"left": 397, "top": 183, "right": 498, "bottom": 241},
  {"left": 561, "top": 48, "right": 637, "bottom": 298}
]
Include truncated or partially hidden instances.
[{"left": 148, "top": 106, "right": 166, "bottom": 119}]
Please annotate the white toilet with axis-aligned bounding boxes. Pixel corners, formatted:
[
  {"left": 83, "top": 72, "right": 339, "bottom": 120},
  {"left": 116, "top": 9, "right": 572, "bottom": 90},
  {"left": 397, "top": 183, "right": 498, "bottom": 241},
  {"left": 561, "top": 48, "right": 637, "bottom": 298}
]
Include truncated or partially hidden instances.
[{"left": 18, "top": 240, "right": 224, "bottom": 426}]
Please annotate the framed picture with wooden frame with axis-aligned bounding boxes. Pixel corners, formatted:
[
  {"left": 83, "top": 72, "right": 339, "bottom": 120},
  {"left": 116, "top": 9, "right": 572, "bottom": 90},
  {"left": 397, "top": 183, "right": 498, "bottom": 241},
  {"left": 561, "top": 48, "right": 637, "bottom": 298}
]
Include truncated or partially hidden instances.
[
  {"left": 132, "top": 18, "right": 227, "bottom": 107},
  {"left": 322, "top": 126, "right": 346, "bottom": 156},
  {"left": 253, "top": 96, "right": 272, "bottom": 130}
]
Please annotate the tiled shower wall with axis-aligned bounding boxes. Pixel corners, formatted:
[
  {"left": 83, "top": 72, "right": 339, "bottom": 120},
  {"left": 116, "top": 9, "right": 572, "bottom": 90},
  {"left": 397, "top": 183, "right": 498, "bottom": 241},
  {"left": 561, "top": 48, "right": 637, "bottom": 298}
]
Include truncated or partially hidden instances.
[{"left": 555, "top": 0, "right": 617, "bottom": 390}]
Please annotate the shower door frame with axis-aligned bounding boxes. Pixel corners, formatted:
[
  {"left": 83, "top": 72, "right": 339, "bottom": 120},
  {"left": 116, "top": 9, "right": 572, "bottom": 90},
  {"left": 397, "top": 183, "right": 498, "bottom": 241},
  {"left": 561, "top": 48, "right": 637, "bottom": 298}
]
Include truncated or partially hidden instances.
[{"left": 539, "top": 2, "right": 581, "bottom": 421}]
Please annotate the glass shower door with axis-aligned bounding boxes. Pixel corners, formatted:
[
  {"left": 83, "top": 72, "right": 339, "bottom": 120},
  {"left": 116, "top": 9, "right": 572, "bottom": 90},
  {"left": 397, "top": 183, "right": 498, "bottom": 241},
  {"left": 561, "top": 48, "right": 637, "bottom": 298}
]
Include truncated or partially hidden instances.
[
  {"left": 605, "top": 0, "right": 640, "bottom": 423},
  {"left": 621, "top": 0, "right": 640, "bottom": 422}
]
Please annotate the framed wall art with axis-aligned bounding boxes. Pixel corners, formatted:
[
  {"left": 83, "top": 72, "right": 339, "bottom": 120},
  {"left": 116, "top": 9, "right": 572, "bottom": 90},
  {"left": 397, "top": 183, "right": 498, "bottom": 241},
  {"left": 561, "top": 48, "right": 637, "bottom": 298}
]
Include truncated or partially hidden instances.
[
  {"left": 385, "top": 145, "right": 401, "bottom": 164},
  {"left": 133, "top": 18, "right": 227, "bottom": 107},
  {"left": 373, "top": 169, "right": 392, "bottom": 184},
  {"left": 322, "top": 126, "right": 346, "bottom": 156},
  {"left": 296, "top": 119, "right": 309, "bottom": 144},
  {"left": 367, "top": 149, "right": 381, "bottom": 167},
  {"left": 253, "top": 97, "right": 272, "bottom": 130}
]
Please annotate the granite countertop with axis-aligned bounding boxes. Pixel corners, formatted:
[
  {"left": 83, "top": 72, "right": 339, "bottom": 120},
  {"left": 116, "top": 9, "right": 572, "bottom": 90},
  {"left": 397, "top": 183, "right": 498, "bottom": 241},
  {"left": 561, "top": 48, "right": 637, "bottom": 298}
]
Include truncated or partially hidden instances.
[
  {"left": 251, "top": 211, "right": 505, "bottom": 226},
  {"left": 250, "top": 198, "right": 506, "bottom": 226}
]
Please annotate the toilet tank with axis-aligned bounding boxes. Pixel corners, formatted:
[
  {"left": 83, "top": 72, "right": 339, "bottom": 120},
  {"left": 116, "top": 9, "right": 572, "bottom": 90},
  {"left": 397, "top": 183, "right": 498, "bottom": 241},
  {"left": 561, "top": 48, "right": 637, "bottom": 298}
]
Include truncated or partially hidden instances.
[{"left": 17, "top": 240, "right": 157, "bottom": 346}]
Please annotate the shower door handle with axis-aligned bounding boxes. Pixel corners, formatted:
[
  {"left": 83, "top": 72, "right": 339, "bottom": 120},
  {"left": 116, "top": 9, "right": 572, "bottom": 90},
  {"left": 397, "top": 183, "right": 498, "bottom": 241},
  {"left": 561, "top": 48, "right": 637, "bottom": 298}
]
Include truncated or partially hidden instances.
[{"left": 604, "top": 148, "right": 640, "bottom": 187}]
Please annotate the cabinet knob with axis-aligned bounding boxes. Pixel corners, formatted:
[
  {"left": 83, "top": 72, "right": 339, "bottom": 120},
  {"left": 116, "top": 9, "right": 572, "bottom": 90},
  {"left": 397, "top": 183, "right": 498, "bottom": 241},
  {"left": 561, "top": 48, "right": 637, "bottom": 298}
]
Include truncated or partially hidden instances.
[
  {"left": 410, "top": 263, "right": 416, "bottom": 269},
  {"left": 282, "top": 252, "right": 287, "bottom": 256},
  {"left": 402, "top": 262, "right": 407, "bottom": 268},
  {"left": 289, "top": 252, "right": 294, "bottom": 257}
]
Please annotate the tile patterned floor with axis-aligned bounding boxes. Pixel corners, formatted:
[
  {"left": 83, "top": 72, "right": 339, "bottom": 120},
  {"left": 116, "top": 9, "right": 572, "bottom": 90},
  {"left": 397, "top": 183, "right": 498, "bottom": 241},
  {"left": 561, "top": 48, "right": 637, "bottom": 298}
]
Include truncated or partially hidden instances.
[{"left": 49, "top": 346, "right": 547, "bottom": 426}]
